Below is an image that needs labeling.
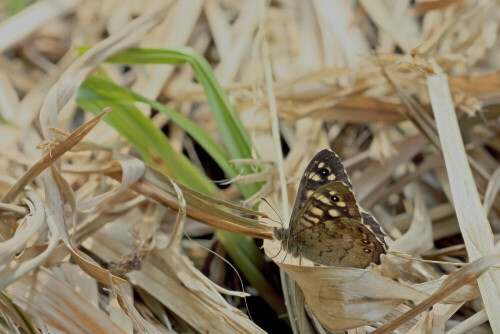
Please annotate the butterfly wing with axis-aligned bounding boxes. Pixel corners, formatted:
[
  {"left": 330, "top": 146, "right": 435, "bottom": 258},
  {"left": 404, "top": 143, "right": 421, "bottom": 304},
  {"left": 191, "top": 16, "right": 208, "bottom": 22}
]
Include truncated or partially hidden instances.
[
  {"left": 361, "top": 212, "right": 388, "bottom": 249},
  {"left": 290, "top": 182, "right": 362, "bottom": 236},
  {"left": 295, "top": 217, "right": 385, "bottom": 268},
  {"left": 277, "top": 150, "right": 388, "bottom": 268},
  {"left": 290, "top": 149, "right": 352, "bottom": 223}
]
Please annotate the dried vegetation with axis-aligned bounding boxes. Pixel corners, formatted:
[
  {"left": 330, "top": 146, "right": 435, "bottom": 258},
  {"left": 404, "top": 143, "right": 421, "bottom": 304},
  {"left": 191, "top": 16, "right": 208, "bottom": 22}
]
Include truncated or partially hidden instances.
[{"left": 1, "top": 0, "right": 500, "bottom": 333}]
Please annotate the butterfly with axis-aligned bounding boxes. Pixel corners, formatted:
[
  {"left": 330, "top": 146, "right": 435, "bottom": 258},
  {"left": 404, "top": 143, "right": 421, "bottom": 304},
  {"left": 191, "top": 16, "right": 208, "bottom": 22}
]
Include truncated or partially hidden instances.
[{"left": 273, "top": 149, "right": 387, "bottom": 268}]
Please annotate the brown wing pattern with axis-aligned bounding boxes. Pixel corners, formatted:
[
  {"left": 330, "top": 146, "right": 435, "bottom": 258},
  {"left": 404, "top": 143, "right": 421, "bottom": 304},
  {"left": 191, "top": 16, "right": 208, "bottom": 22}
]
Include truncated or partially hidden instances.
[
  {"left": 289, "top": 149, "right": 352, "bottom": 223},
  {"left": 295, "top": 217, "right": 385, "bottom": 268},
  {"left": 290, "top": 182, "right": 362, "bottom": 235},
  {"left": 275, "top": 149, "right": 387, "bottom": 268}
]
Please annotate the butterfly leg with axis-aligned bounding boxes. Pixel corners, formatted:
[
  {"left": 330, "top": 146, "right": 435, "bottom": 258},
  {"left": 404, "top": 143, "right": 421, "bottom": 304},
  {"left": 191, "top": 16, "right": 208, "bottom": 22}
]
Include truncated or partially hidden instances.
[
  {"left": 270, "top": 243, "right": 283, "bottom": 259},
  {"left": 282, "top": 250, "right": 289, "bottom": 264},
  {"left": 281, "top": 238, "right": 291, "bottom": 263}
]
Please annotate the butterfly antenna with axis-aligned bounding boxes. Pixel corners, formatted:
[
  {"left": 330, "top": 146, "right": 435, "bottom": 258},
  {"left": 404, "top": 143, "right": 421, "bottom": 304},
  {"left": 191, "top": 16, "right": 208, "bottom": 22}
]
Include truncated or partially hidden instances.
[
  {"left": 260, "top": 198, "right": 284, "bottom": 228},
  {"left": 183, "top": 232, "right": 253, "bottom": 321}
]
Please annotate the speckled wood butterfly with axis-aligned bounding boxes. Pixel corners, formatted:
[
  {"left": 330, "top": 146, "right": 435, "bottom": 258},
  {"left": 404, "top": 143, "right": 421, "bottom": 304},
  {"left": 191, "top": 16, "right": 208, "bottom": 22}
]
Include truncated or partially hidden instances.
[{"left": 274, "top": 149, "right": 387, "bottom": 268}]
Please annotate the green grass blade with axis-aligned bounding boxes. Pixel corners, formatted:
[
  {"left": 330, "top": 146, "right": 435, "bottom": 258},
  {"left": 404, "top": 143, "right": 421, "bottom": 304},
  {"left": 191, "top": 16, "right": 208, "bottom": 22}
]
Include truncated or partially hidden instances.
[
  {"left": 78, "top": 46, "right": 260, "bottom": 197},
  {"left": 76, "top": 77, "right": 217, "bottom": 195},
  {"left": 78, "top": 75, "right": 236, "bottom": 176},
  {"left": 76, "top": 47, "right": 283, "bottom": 314},
  {"left": 6, "top": 0, "right": 29, "bottom": 16}
]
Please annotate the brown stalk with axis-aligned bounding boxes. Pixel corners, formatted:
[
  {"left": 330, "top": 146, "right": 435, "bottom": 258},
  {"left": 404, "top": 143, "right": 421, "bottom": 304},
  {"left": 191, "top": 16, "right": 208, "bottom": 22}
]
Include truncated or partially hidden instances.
[
  {"left": 2, "top": 108, "right": 111, "bottom": 203},
  {"left": 105, "top": 170, "right": 274, "bottom": 240}
]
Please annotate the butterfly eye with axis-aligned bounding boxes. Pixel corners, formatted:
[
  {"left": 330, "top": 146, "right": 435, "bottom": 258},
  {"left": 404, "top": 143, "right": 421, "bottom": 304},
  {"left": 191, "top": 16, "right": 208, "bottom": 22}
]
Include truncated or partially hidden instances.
[
  {"left": 331, "top": 195, "right": 340, "bottom": 202},
  {"left": 319, "top": 168, "right": 329, "bottom": 177}
]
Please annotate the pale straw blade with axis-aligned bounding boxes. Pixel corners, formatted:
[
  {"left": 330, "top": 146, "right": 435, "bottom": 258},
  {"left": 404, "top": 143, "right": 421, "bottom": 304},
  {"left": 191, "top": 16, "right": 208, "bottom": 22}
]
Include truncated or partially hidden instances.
[{"left": 427, "top": 66, "right": 500, "bottom": 332}]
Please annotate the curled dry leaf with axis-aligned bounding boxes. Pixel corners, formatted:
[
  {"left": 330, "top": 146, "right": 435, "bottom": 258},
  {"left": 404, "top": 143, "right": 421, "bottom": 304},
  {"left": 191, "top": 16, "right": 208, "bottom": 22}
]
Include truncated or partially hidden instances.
[
  {"left": 265, "top": 234, "right": 495, "bottom": 332},
  {"left": 0, "top": 188, "right": 60, "bottom": 291},
  {"left": 277, "top": 263, "right": 426, "bottom": 331}
]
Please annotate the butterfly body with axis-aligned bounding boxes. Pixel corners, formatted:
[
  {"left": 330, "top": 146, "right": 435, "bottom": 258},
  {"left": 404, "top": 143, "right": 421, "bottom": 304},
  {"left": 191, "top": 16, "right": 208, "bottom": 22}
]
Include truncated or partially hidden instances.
[{"left": 274, "top": 150, "right": 387, "bottom": 268}]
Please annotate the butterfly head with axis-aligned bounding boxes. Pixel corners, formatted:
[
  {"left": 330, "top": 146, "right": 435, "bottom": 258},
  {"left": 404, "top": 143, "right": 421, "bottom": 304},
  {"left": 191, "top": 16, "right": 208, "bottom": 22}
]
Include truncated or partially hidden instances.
[
  {"left": 273, "top": 227, "right": 286, "bottom": 241},
  {"left": 273, "top": 227, "right": 298, "bottom": 258}
]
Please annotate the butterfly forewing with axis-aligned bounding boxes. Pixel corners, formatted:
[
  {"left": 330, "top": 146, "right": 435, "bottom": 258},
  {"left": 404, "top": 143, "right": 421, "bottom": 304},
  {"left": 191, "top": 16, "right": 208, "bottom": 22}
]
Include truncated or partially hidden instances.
[
  {"left": 290, "top": 182, "right": 361, "bottom": 236},
  {"left": 290, "top": 149, "right": 352, "bottom": 223}
]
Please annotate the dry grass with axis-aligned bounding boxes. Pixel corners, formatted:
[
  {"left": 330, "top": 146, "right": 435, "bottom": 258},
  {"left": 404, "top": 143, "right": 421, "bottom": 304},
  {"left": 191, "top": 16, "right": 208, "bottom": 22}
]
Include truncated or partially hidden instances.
[{"left": 1, "top": 0, "right": 500, "bottom": 333}]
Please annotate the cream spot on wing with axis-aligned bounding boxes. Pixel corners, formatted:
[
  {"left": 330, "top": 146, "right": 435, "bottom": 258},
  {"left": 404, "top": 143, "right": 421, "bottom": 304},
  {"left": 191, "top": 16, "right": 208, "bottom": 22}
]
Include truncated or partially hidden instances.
[
  {"left": 303, "top": 215, "right": 319, "bottom": 223},
  {"left": 308, "top": 172, "right": 321, "bottom": 181},
  {"left": 328, "top": 209, "right": 340, "bottom": 217},
  {"left": 315, "top": 195, "right": 330, "bottom": 204},
  {"left": 310, "top": 207, "right": 323, "bottom": 216},
  {"left": 306, "top": 190, "right": 314, "bottom": 198},
  {"left": 301, "top": 217, "right": 314, "bottom": 227},
  {"left": 328, "top": 190, "right": 337, "bottom": 195},
  {"left": 318, "top": 162, "right": 324, "bottom": 168},
  {"left": 337, "top": 201, "right": 346, "bottom": 207},
  {"left": 327, "top": 174, "right": 336, "bottom": 180}
]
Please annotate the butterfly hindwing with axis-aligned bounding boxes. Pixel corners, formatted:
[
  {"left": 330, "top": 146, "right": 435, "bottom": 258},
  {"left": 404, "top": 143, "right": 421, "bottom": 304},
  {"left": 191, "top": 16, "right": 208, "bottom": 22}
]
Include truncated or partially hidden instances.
[
  {"left": 295, "top": 217, "right": 385, "bottom": 267},
  {"left": 361, "top": 212, "right": 388, "bottom": 249},
  {"left": 290, "top": 182, "right": 362, "bottom": 236}
]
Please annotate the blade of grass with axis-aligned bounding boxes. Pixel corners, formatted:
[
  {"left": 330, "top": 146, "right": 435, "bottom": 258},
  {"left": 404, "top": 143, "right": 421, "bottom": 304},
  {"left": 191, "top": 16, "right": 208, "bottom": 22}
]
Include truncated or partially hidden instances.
[
  {"left": 76, "top": 47, "right": 282, "bottom": 314},
  {"left": 78, "top": 76, "right": 237, "bottom": 190},
  {"left": 427, "top": 67, "right": 500, "bottom": 332},
  {"left": 77, "top": 46, "right": 261, "bottom": 197},
  {"left": 6, "top": 0, "right": 29, "bottom": 16},
  {"left": 76, "top": 78, "right": 217, "bottom": 196}
]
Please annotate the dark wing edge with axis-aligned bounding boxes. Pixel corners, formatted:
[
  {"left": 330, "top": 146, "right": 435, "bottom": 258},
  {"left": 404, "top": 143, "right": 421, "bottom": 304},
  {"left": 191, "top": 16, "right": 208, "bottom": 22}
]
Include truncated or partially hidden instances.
[{"left": 361, "top": 212, "right": 388, "bottom": 251}]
